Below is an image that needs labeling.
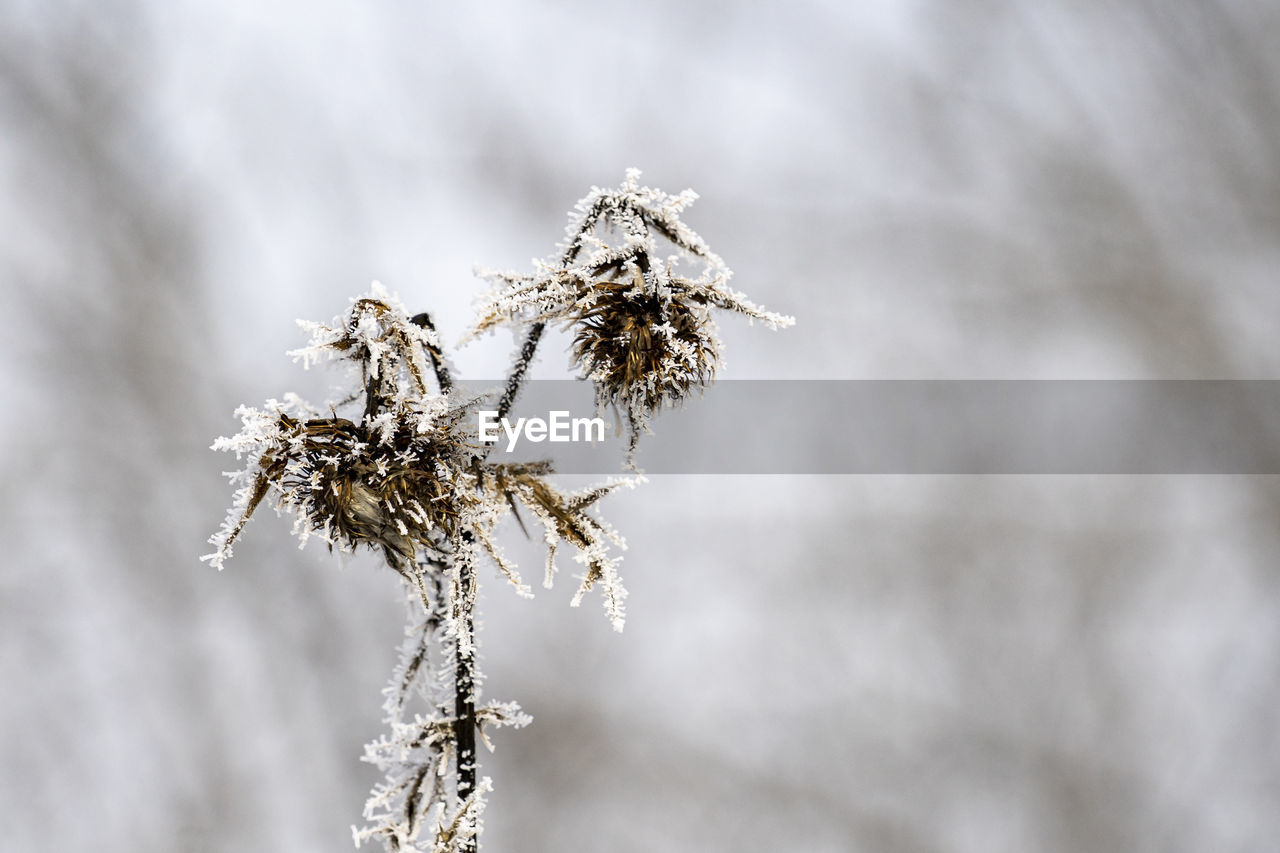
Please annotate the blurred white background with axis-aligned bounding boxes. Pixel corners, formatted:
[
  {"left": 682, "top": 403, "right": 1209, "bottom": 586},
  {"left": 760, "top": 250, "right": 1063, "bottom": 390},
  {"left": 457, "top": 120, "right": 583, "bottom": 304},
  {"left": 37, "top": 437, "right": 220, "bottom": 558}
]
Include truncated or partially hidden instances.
[{"left": 2, "top": 1, "right": 1279, "bottom": 851}]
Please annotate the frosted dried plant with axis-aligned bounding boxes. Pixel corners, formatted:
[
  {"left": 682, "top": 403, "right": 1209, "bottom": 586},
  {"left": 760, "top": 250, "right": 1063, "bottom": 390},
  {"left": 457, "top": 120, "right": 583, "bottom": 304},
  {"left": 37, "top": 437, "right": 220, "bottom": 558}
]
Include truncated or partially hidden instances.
[
  {"left": 470, "top": 168, "right": 793, "bottom": 462},
  {"left": 205, "top": 172, "right": 791, "bottom": 852}
]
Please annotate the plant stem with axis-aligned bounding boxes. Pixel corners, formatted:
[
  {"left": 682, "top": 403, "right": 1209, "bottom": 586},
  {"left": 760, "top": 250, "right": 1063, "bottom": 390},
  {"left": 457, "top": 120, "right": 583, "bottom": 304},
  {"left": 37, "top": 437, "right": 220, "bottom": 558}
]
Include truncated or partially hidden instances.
[
  {"left": 495, "top": 322, "right": 544, "bottom": 422},
  {"left": 492, "top": 196, "right": 605, "bottom": 424},
  {"left": 443, "top": 192, "right": 612, "bottom": 851},
  {"left": 454, "top": 541, "right": 478, "bottom": 853},
  {"left": 410, "top": 312, "right": 453, "bottom": 393}
]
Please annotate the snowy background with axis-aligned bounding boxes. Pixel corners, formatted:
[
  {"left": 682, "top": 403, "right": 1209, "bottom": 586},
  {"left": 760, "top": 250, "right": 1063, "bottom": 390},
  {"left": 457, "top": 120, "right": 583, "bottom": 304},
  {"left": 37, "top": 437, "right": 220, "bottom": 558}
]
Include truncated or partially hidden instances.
[{"left": 4, "top": 1, "right": 1280, "bottom": 851}]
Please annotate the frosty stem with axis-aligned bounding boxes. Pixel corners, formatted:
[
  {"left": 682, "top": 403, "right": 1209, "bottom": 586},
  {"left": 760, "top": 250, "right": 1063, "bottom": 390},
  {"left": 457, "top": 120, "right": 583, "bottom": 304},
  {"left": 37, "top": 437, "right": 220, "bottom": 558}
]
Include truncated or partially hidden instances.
[
  {"left": 452, "top": 542, "right": 478, "bottom": 853},
  {"left": 495, "top": 323, "right": 544, "bottom": 423},
  {"left": 410, "top": 312, "right": 453, "bottom": 394},
  {"left": 493, "top": 198, "right": 604, "bottom": 423},
  {"left": 448, "top": 204, "right": 604, "bottom": 844},
  {"left": 454, "top": 205, "right": 620, "bottom": 830},
  {"left": 449, "top": 207, "right": 601, "bottom": 841}
]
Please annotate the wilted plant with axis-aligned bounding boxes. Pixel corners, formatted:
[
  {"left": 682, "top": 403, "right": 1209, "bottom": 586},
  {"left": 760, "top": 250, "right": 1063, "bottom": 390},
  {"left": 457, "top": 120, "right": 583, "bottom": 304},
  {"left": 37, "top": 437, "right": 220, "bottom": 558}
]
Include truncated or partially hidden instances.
[{"left": 205, "top": 171, "right": 792, "bottom": 852}]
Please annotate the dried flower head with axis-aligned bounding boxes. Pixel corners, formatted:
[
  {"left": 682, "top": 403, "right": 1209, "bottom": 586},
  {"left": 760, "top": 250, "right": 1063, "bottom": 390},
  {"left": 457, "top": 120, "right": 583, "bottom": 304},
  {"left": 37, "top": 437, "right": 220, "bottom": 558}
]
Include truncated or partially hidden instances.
[
  {"left": 469, "top": 169, "right": 793, "bottom": 462},
  {"left": 205, "top": 282, "right": 630, "bottom": 620},
  {"left": 204, "top": 402, "right": 474, "bottom": 576},
  {"left": 571, "top": 271, "right": 716, "bottom": 416},
  {"left": 203, "top": 283, "right": 474, "bottom": 581}
]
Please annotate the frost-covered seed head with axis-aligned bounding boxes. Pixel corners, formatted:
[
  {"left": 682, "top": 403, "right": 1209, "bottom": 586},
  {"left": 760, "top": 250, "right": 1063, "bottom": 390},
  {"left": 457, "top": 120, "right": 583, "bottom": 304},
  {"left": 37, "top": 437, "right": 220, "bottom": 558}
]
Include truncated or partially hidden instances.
[
  {"left": 467, "top": 170, "right": 793, "bottom": 466},
  {"left": 571, "top": 276, "right": 717, "bottom": 417}
]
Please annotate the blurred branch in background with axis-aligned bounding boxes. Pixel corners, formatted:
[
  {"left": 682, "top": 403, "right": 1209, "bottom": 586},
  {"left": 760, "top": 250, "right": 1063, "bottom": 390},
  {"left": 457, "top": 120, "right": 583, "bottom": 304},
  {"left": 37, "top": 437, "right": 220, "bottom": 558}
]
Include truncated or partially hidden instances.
[
  {"left": 0, "top": 5, "right": 397, "bottom": 850},
  {"left": 1, "top": 1, "right": 1278, "bottom": 851}
]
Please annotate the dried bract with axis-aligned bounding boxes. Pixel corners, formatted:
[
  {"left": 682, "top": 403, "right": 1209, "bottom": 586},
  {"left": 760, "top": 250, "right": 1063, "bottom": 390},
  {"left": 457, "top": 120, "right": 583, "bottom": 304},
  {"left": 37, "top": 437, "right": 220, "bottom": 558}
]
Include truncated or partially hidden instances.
[{"left": 481, "top": 462, "right": 634, "bottom": 631}]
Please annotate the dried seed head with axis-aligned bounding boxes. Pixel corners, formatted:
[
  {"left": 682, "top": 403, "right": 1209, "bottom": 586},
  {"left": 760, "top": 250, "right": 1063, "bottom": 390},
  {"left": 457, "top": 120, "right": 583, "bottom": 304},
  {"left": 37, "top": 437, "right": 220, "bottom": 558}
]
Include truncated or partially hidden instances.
[
  {"left": 467, "top": 171, "right": 793, "bottom": 467},
  {"left": 571, "top": 277, "right": 718, "bottom": 418},
  {"left": 227, "top": 409, "right": 472, "bottom": 575},
  {"left": 205, "top": 283, "right": 474, "bottom": 574}
]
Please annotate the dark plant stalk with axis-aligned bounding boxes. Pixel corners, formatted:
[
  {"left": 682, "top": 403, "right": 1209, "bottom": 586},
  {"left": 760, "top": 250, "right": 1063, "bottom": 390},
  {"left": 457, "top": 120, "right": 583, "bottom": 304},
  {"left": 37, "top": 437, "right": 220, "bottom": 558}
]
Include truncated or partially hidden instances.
[
  {"left": 457, "top": 197, "right": 621, "bottom": 842},
  {"left": 458, "top": 204, "right": 611, "bottom": 844},
  {"left": 419, "top": 309, "right": 476, "bottom": 849},
  {"left": 410, "top": 312, "right": 453, "bottom": 394},
  {"left": 425, "top": 177, "right": 775, "bottom": 850},
  {"left": 453, "top": 546, "right": 478, "bottom": 853},
  {"left": 493, "top": 198, "right": 604, "bottom": 422},
  {"left": 495, "top": 322, "right": 544, "bottom": 423}
]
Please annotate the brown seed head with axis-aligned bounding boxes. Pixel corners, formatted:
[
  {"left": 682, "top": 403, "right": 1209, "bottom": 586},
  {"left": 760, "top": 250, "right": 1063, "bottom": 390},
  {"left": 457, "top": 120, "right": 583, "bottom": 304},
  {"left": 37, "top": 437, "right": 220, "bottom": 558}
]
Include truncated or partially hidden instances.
[
  {"left": 262, "top": 413, "right": 467, "bottom": 569},
  {"left": 570, "top": 278, "right": 718, "bottom": 417}
]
